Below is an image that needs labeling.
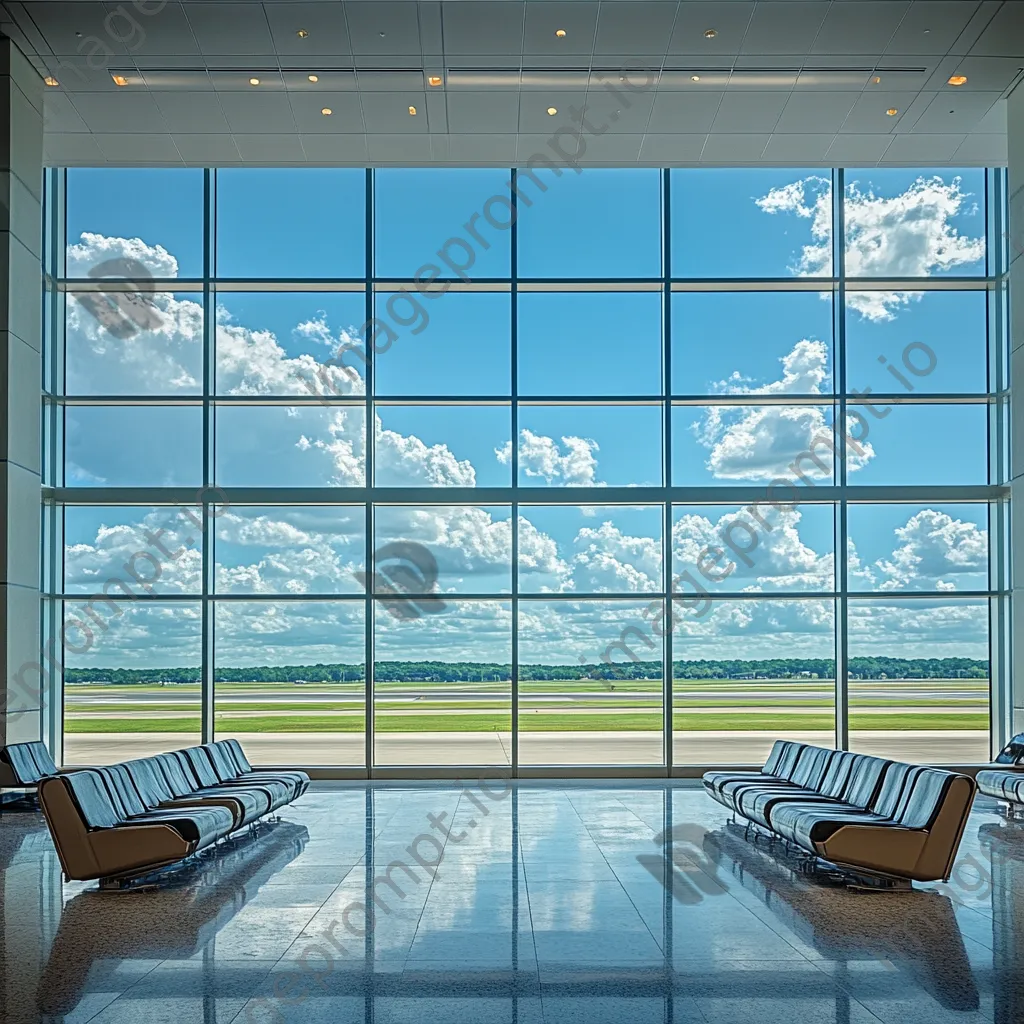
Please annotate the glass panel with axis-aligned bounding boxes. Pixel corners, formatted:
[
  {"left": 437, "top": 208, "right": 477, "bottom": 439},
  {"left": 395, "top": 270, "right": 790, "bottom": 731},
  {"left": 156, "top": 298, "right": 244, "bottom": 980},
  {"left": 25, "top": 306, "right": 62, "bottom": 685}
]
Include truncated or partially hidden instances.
[
  {"left": 374, "top": 168, "right": 512, "bottom": 278},
  {"left": 374, "top": 505, "right": 512, "bottom": 593},
  {"left": 66, "top": 290, "right": 203, "bottom": 396},
  {"left": 518, "top": 505, "right": 662, "bottom": 593},
  {"left": 215, "top": 506, "right": 365, "bottom": 594},
  {"left": 519, "top": 599, "right": 663, "bottom": 765},
  {"left": 63, "top": 600, "right": 202, "bottom": 765},
  {"left": 671, "top": 168, "right": 833, "bottom": 278},
  {"left": 374, "top": 405, "right": 510, "bottom": 487},
  {"left": 847, "top": 598, "right": 989, "bottom": 763},
  {"left": 672, "top": 598, "right": 836, "bottom": 765},
  {"left": 515, "top": 406, "right": 662, "bottom": 486},
  {"left": 373, "top": 292, "right": 511, "bottom": 397},
  {"left": 213, "top": 600, "right": 365, "bottom": 767},
  {"left": 518, "top": 292, "right": 662, "bottom": 397},
  {"left": 216, "top": 405, "right": 366, "bottom": 486},
  {"left": 672, "top": 404, "right": 835, "bottom": 484},
  {"left": 66, "top": 406, "right": 203, "bottom": 487},
  {"left": 373, "top": 599, "right": 511, "bottom": 766},
  {"left": 845, "top": 290, "right": 987, "bottom": 394},
  {"left": 65, "top": 506, "right": 202, "bottom": 595},
  {"left": 848, "top": 502, "right": 989, "bottom": 594},
  {"left": 846, "top": 403, "right": 988, "bottom": 485},
  {"left": 67, "top": 168, "right": 205, "bottom": 278},
  {"left": 215, "top": 291, "right": 367, "bottom": 397},
  {"left": 843, "top": 168, "right": 986, "bottom": 278},
  {"left": 672, "top": 292, "right": 833, "bottom": 396},
  {"left": 517, "top": 168, "right": 662, "bottom": 278},
  {"left": 215, "top": 168, "right": 366, "bottom": 278},
  {"left": 673, "top": 504, "right": 834, "bottom": 594}
]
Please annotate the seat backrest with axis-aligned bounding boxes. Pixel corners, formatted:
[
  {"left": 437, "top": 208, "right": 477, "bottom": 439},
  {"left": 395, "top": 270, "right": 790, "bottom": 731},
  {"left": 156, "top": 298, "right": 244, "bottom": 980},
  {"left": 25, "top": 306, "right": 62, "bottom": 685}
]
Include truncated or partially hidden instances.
[
  {"left": 180, "top": 747, "right": 223, "bottom": 788},
  {"left": 869, "top": 762, "right": 931, "bottom": 819},
  {"left": 203, "top": 743, "right": 242, "bottom": 783},
  {"left": 841, "top": 754, "right": 890, "bottom": 809},
  {"left": 95, "top": 764, "right": 150, "bottom": 817},
  {"left": 155, "top": 753, "right": 201, "bottom": 797},
  {"left": 817, "top": 750, "right": 860, "bottom": 800},
  {"left": 222, "top": 739, "right": 253, "bottom": 773},
  {"left": 788, "top": 745, "right": 835, "bottom": 790},
  {"left": 994, "top": 732, "right": 1024, "bottom": 765},
  {"left": 61, "top": 771, "right": 124, "bottom": 829},
  {"left": 762, "top": 740, "right": 790, "bottom": 776},
  {"left": 124, "top": 758, "right": 177, "bottom": 807},
  {"left": 770, "top": 742, "right": 807, "bottom": 779},
  {"left": 894, "top": 768, "right": 957, "bottom": 830},
  {"left": 2, "top": 742, "right": 57, "bottom": 784}
]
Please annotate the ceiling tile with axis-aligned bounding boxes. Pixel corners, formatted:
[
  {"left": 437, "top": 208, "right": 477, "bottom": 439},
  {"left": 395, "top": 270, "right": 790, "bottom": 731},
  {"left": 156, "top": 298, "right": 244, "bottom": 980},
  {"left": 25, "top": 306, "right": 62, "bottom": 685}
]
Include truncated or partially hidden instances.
[
  {"left": 811, "top": 2, "right": 909, "bottom": 55},
  {"left": 883, "top": 133, "right": 968, "bottom": 163},
  {"left": 953, "top": 134, "right": 1008, "bottom": 165},
  {"left": 442, "top": 2, "right": 525, "bottom": 56},
  {"left": 345, "top": 2, "right": 422, "bottom": 57},
  {"left": 447, "top": 133, "right": 518, "bottom": 163},
  {"left": 171, "top": 133, "right": 241, "bottom": 164},
  {"left": 740, "top": 2, "right": 829, "bottom": 56},
  {"left": 911, "top": 91, "right": 1003, "bottom": 134},
  {"left": 300, "top": 134, "right": 369, "bottom": 164},
  {"left": 69, "top": 91, "right": 169, "bottom": 133},
  {"left": 183, "top": 3, "right": 275, "bottom": 56},
  {"left": 360, "top": 92, "right": 429, "bottom": 133},
  {"left": 265, "top": 3, "right": 352, "bottom": 57},
  {"left": 524, "top": 2, "right": 599, "bottom": 55},
  {"left": 93, "top": 133, "right": 183, "bottom": 162},
  {"left": 700, "top": 133, "right": 769, "bottom": 162},
  {"left": 517, "top": 133, "right": 574, "bottom": 162},
  {"left": 577, "top": 132, "right": 642, "bottom": 162},
  {"left": 22, "top": 2, "right": 130, "bottom": 57},
  {"left": 942, "top": 56, "right": 1023, "bottom": 94},
  {"left": 884, "top": 0, "right": 979, "bottom": 57},
  {"left": 41, "top": 58, "right": 123, "bottom": 93},
  {"left": 152, "top": 92, "right": 229, "bottom": 133},
  {"left": 583, "top": 90, "right": 655, "bottom": 134},
  {"left": 646, "top": 92, "right": 722, "bottom": 133},
  {"left": 446, "top": 93, "right": 521, "bottom": 134},
  {"left": 669, "top": 2, "right": 754, "bottom": 56},
  {"left": 969, "top": 1, "right": 1024, "bottom": 57},
  {"left": 232, "top": 134, "right": 306, "bottom": 163},
  {"left": 711, "top": 92, "right": 787, "bottom": 133},
  {"left": 518, "top": 91, "right": 586, "bottom": 132},
  {"left": 775, "top": 93, "right": 859, "bottom": 134},
  {"left": 217, "top": 93, "right": 296, "bottom": 134},
  {"left": 43, "top": 132, "right": 106, "bottom": 166},
  {"left": 825, "top": 133, "right": 893, "bottom": 164},
  {"left": 973, "top": 98, "right": 1007, "bottom": 135},
  {"left": 595, "top": 1, "right": 676, "bottom": 56},
  {"left": 291, "top": 93, "right": 363, "bottom": 134},
  {"left": 366, "top": 134, "right": 433, "bottom": 162},
  {"left": 122, "top": 3, "right": 200, "bottom": 57},
  {"left": 839, "top": 91, "right": 921, "bottom": 133},
  {"left": 638, "top": 133, "right": 707, "bottom": 162},
  {"left": 42, "top": 93, "right": 88, "bottom": 133},
  {"left": 762, "top": 133, "right": 835, "bottom": 162}
]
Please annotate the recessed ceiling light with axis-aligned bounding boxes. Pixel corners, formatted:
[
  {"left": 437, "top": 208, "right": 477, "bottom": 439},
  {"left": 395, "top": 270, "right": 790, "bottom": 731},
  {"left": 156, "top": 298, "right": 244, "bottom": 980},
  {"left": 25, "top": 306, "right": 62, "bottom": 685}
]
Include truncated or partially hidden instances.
[
  {"left": 886, "top": 107, "right": 898, "bottom": 116},
  {"left": 428, "top": 75, "right": 443, "bottom": 87},
  {"left": 691, "top": 75, "right": 700, "bottom": 82},
  {"left": 947, "top": 75, "right": 968, "bottom": 86},
  {"left": 296, "top": 29, "right": 308, "bottom": 38},
  {"left": 308, "top": 74, "right": 319, "bottom": 83},
  {"left": 249, "top": 77, "right": 260, "bottom": 86},
  {"left": 408, "top": 105, "right": 417, "bottom": 115},
  {"left": 872, "top": 76, "right": 881, "bottom": 84},
  {"left": 547, "top": 106, "right": 557, "bottom": 115},
  {"left": 111, "top": 74, "right": 129, "bottom": 86},
  {"left": 704, "top": 28, "right": 717, "bottom": 38},
  {"left": 44, "top": 76, "right": 58, "bottom": 87},
  {"left": 321, "top": 107, "right": 332, "bottom": 116},
  {"left": 555, "top": 29, "right": 566, "bottom": 38}
]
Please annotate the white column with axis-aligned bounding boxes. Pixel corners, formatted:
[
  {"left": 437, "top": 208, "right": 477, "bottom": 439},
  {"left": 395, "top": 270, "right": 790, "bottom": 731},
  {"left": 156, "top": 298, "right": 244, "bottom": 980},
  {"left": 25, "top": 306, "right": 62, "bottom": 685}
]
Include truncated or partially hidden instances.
[{"left": 0, "top": 36, "right": 43, "bottom": 749}]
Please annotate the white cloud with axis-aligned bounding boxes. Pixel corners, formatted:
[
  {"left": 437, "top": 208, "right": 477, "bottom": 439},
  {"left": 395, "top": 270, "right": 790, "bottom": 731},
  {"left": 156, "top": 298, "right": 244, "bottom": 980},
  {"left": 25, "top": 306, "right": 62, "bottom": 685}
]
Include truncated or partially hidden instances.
[
  {"left": 756, "top": 174, "right": 985, "bottom": 321},
  {"left": 497, "top": 429, "right": 600, "bottom": 486}
]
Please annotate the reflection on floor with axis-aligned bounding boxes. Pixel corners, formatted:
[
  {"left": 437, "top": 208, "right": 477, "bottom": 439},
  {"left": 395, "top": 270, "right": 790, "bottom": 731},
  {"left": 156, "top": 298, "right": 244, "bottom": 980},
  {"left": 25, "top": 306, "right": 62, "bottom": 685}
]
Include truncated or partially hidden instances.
[{"left": 2, "top": 780, "right": 1023, "bottom": 1023}]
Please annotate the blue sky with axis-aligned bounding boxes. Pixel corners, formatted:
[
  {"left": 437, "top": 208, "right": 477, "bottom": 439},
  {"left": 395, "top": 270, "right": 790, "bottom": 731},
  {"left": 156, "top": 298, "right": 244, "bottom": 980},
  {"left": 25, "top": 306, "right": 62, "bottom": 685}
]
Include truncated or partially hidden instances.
[{"left": 61, "top": 165, "right": 993, "bottom": 668}]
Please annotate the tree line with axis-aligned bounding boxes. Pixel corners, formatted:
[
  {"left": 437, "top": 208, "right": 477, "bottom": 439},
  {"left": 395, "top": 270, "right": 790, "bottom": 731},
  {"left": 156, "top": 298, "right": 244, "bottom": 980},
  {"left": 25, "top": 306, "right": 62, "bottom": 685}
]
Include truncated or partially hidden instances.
[{"left": 64, "top": 656, "right": 988, "bottom": 685}]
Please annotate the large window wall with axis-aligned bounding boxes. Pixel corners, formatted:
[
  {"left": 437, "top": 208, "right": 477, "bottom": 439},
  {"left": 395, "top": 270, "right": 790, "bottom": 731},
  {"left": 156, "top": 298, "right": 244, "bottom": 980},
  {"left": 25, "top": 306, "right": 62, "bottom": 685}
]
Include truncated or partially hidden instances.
[{"left": 44, "top": 166, "right": 1008, "bottom": 771}]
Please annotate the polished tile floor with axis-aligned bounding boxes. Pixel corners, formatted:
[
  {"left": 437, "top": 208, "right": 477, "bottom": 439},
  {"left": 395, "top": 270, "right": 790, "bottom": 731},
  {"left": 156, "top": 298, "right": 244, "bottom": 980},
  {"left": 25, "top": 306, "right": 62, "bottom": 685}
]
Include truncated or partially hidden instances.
[{"left": 2, "top": 779, "right": 1023, "bottom": 1023}]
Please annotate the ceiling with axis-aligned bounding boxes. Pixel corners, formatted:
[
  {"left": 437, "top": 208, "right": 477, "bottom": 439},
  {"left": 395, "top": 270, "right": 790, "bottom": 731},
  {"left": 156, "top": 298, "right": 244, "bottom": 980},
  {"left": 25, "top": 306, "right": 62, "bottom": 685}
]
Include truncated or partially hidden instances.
[{"left": 1, "top": 0, "right": 1020, "bottom": 168}]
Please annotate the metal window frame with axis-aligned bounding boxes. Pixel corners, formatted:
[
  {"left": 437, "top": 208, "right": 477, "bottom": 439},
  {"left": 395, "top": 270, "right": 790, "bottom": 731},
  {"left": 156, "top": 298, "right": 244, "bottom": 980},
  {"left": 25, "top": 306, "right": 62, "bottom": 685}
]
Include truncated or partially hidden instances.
[{"left": 43, "top": 166, "right": 1010, "bottom": 777}]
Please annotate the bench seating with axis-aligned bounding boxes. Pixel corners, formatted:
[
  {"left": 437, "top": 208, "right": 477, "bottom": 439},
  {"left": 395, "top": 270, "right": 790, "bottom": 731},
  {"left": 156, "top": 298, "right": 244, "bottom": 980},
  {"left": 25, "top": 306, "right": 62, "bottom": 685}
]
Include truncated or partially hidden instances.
[
  {"left": 975, "top": 731, "right": 1024, "bottom": 812},
  {"left": 704, "top": 740, "right": 976, "bottom": 883},
  {"left": 0, "top": 740, "right": 59, "bottom": 788},
  {"left": 37, "top": 740, "right": 309, "bottom": 884}
]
